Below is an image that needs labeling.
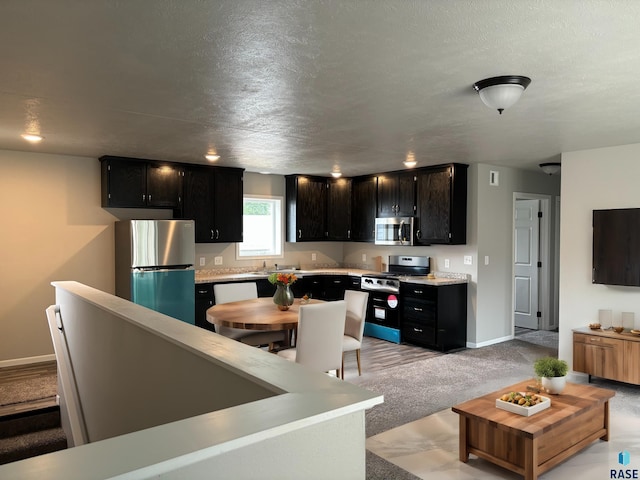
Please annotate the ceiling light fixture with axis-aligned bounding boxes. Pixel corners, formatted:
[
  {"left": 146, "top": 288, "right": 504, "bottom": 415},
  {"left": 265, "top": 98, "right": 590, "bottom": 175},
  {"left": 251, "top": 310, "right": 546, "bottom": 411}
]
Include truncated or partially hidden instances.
[
  {"left": 331, "top": 171, "right": 342, "bottom": 178},
  {"left": 205, "top": 154, "right": 220, "bottom": 161},
  {"left": 473, "top": 75, "right": 531, "bottom": 114},
  {"left": 403, "top": 152, "right": 417, "bottom": 168},
  {"left": 21, "top": 133, "right": 43, "bottom": 143},
  {"left": 539, "top": 162, "right": 561, "bottom": 175}
]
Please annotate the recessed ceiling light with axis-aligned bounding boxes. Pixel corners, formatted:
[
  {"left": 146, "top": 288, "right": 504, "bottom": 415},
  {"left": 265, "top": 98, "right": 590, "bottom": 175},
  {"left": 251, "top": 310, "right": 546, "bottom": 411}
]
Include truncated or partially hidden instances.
[
  {"left": 205, "top": 154, "right": 220, "bottom": 161},
  {"left": 22, "top": 133, "right": 43, "bottom": 143}
]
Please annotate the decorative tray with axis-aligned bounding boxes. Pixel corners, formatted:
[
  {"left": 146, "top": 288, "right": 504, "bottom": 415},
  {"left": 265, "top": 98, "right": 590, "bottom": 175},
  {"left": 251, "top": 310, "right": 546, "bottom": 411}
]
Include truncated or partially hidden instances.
[
  {"left": 630, "top": 329, "right": 640, "bottom": 336},
  {"left": 495, "top": 392, "right": 551, "bottom": 417}
]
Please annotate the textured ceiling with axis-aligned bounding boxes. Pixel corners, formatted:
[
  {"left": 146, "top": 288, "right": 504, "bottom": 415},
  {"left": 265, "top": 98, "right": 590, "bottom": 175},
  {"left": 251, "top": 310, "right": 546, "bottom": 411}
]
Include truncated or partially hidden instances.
[{"left": 2, "top": 1, "right": 640, "bottom": 176}]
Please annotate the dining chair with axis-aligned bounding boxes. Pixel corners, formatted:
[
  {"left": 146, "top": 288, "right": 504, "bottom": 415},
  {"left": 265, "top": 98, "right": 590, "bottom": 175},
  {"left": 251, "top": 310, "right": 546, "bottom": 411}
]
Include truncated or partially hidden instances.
[
  {"left": 212, "top": 283, "right": 286, "bottom": 351},
  {"left": 277, "top": 300, "right": 347, "bottom": 377},
  {"left": 341, "top": 290, "right": 369, "bottom": 379}
]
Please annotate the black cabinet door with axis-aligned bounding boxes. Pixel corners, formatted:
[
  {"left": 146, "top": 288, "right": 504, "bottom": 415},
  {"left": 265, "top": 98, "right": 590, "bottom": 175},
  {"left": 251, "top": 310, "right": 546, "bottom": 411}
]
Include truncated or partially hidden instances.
[
  {"left": 182, "top": 166, "right": 215, "bottom": 243},
  {"left": 327, "top": 178, "right": 352, "bottom": 240},
  {"left": 146, "top": 163, "right": 181, "bottom": 208},
  {"left": 286, "top": 175, "right": 327, "bottom": 242},
  {"left": 351, "top": 176, "right": 377, "bottom": 242},
  {"left": 195, "top": 283, "right": 215, "bottom": 332},
  {"left": 415, "top": 164, "right": 467, "bottom": 245},
  {"left": 377, "top": 172, "right": 416, "bottom": 217},
  {"left": 212, "top": 169, "right": 243, "bottom": 243},
  {"left": 101, "top": 157, "right": 146, "bottom": 207}
]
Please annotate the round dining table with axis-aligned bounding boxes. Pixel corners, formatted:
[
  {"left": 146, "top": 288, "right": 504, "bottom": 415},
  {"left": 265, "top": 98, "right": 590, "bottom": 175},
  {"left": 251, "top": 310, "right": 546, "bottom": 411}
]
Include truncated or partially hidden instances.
[{"left": 206, "top": 297, "right": 322, "bottom": 347}]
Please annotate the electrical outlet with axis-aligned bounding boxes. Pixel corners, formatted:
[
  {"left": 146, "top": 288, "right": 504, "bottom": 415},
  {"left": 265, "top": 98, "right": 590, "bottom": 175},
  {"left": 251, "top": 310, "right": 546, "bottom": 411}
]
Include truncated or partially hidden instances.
[
  {"left": 444, "top": 258, "right": 450, "bottom": 268},
  {"left": 311, "top": 253, "right": 317, "bottom": 261},
  {"left": 484, "top": 255, "right": 490, "bottom": 265},
  {"left": 362, "top": 253, "right": 367, "bottom": 262},
  {"left": 214, "top": 256, "right": 223, "bottom": 265},
  {"left": 464, "top": 255, "right": 472, "bottom": 265},
  {"left": 199, "top": 257, "right": 206, "bottom": 267}
]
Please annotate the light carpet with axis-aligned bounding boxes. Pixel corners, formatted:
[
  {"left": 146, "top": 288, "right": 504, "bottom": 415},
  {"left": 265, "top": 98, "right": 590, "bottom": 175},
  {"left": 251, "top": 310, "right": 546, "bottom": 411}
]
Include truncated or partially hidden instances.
[{"left": 367, "top": 407, "right": 640, "bottom": 480}]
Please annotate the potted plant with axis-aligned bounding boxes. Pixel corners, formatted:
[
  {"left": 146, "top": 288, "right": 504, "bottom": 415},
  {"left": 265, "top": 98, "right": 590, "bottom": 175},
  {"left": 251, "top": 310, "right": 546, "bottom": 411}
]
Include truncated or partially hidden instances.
[{"left": 533, "top": 356, "right": 569, "bottom": 394}]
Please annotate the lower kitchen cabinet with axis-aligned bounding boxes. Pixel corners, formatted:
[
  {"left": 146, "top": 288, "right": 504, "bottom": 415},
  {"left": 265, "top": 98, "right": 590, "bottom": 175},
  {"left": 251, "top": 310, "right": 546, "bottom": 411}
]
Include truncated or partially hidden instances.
[
  {"left": 573, "top": 330, "right": 640, "bottom": 385},
  {"left": 400, "top": 282, "right": 467, "bottom": 351},
  {"left": 195, "top": 283, "right": 215, "bottom": 332}
]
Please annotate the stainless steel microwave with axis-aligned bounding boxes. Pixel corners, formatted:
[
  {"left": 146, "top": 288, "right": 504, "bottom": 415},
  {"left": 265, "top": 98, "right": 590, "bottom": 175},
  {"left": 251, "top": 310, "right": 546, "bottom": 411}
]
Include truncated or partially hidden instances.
[{"left": 374, "top": 217, "right": 415, "bottom": 246}]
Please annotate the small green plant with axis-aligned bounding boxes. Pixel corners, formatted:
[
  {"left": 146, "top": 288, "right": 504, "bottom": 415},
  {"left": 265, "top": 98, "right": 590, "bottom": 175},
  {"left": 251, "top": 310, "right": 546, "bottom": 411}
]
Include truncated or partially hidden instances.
[{"left": 533, "top": 356, "right": 568, "bottom": 378}]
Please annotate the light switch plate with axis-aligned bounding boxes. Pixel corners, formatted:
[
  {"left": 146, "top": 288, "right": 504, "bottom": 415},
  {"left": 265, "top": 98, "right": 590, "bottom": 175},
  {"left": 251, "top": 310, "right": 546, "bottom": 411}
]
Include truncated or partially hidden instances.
[
  {"left": 362, "top": 253, "right": 367, "bottom": 262},
  {"left": 312, "top": 253, "right": 317, "bottom": 261},
  {"left": 199, "top": 257, "right": 206, "bottom": 266},
  {"left": 214, "top": 256, "right": 223, "bottom": 265},
  {"left": 444, "top": 259, "right": 450, "bottom": 268},
  {"left": 464, "top": 255, "right": 472, "bottom": 265}
]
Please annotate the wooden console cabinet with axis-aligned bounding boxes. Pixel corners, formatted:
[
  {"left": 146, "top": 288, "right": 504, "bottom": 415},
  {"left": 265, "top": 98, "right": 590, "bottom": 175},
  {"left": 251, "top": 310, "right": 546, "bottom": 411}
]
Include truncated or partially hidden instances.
[{"left": 573, "top": 327, "right": 640, "bottom": 385}]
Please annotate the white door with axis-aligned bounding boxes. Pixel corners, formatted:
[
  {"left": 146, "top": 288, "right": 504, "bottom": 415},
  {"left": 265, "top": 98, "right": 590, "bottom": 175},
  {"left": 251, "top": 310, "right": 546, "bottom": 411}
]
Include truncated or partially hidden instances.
[{"left": 514, "top": 199, "right": 540, "bottom": 329}]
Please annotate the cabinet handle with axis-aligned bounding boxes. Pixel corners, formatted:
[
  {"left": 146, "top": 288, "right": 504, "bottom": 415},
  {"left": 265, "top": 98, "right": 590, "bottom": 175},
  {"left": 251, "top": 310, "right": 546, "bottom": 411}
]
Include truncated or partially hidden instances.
[
  {"left": 210, "top": 229, "right": 214, "bottom": 240},
  {"left": 142, "top": 194, "right": 146, "bottom": 202},
  {"left": 215, "top": 229, "right": 220, "bottom": 240},
  {"left": 333, "top": 280, "right": 341, "bottom": 284},
  {"left": 298, "top": 230, "right": 302, "bottom": 239},
  {"left": 347, "top": 229, "right": 351, "bottom": 239},
  {"left": 413, "top": 327, "right": 423, "bottom": 333},
  {"left": 416, "top": 229, "right": 421, "bottom": 239},
  {"left": 413, "top": 289, "right": 423, "bottom": 294},
  {"left": 148, "top": 194, "right": 152, "bottom": 202},
  {"left": 413, "top": 307, "right": 423, "bottom": 312}
]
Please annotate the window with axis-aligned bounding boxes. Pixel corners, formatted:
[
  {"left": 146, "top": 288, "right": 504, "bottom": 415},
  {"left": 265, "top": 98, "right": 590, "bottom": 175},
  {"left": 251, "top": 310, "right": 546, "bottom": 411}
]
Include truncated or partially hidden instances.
[{"left": 236, "top": 195, "right": 283, "bottom": 259}]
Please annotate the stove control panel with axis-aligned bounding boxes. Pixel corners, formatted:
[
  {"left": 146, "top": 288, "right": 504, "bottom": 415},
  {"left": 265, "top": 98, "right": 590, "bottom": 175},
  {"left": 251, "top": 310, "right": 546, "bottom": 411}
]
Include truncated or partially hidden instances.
[{"left": 361, "top": 277, "right": 400, "bottom": 293}]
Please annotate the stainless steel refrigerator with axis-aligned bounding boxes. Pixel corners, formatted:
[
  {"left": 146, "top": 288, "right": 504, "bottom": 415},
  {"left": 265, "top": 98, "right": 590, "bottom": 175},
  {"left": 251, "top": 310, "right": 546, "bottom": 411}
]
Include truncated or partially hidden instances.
[{"left": 115, "top": 220, "right": 195, "bottom": 325}]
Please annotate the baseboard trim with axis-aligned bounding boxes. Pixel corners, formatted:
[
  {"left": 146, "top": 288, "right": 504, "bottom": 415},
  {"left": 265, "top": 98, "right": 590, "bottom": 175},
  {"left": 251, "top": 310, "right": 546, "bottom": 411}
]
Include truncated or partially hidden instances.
[
  {"left": 0, "top": 354, "right": 56, "bottom": 369},
  {"left": 467, "top": 334, "right": 514, "bottom": 349}
]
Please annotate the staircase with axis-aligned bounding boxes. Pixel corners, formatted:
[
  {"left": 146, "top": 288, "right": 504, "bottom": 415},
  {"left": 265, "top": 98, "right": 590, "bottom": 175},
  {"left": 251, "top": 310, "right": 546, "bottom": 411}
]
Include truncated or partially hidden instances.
[
  {"left": 0, "top": 403, "right": 67, "bottom": 464},
  {"left": 0, "top": 363, "right": 68, "bottom": 465}
]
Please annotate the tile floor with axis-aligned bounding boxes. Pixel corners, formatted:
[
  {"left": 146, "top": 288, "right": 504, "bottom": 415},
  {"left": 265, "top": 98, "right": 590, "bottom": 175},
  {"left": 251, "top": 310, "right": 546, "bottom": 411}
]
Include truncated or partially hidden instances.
[{"left": 367, "top": 407, "right": 640, "bottom": 479}]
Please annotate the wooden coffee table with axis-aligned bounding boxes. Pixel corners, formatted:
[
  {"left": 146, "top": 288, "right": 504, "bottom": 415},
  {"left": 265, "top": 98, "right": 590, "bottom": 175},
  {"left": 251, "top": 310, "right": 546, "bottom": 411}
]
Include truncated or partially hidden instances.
[{"left": 452, "top": 379, "right": 615, "bottom": 480}]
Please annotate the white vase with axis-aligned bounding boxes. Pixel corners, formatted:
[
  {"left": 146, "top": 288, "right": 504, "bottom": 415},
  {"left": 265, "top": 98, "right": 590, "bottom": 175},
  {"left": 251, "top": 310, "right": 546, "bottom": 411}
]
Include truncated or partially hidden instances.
[{"left": 541, "top": 376, "right": 566, "bottom": 394}]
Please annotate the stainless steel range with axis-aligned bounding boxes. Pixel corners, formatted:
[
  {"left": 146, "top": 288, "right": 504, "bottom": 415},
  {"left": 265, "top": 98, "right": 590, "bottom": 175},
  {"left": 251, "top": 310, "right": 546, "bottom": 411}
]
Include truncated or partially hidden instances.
[{"left": 361, "top": 255, "right": 430, "bottom": 344}]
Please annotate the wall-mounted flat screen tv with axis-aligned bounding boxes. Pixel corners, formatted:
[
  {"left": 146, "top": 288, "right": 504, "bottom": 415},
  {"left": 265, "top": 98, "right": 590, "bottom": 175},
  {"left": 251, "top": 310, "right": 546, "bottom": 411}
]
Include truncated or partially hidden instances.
[{"left": 593, "top": 208, "right": 640, "bottom": 287}]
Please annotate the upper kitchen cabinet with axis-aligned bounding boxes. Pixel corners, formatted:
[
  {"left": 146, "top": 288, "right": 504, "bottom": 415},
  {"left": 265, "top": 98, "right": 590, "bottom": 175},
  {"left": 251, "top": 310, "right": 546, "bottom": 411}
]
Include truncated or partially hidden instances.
[
  {"left": 377, "top": 172, "right": 416, "bottom": 217},
  {"left": 415, "top": 163, "right": 468, "bottom": 245},
  {"left": 351, "top": 175, "right": 377, "bottom": 242},
  {"left": 285, "top": 175, "right": 327, "bottom": 242},
  {"left": 326, "top": 177, "right": 352, "bottom": 241},
  {"left": 100, "top": 156, "right": 182, "bottom": 208},
  {"left": 181, "top": 166, "right": 244, "bottom": 243}
]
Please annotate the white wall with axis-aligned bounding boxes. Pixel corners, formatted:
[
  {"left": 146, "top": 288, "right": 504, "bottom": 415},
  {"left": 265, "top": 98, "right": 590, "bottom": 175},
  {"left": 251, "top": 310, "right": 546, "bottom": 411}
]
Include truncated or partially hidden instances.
[
  {"left": 559, "top": 143, "right": 640, "bottom": 368},
  {"left": 475, "top": 164, "right": 560, "bottom": 345}
]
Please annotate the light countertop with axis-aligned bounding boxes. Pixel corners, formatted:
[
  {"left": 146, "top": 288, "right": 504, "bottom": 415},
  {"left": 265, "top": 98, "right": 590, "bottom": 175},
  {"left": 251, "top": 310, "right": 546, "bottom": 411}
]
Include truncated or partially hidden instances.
[{"left": 195, "top": 268, "right": 468, "bottom": 286}]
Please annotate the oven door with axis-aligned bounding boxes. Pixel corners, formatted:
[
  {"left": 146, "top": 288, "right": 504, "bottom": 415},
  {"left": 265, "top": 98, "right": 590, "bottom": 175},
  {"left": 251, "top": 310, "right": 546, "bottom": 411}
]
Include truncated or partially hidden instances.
[
  {"left": 374, "top": 217, "right": 414, "bottom": 245},
  {"left": 366, "top": 292, "right": 401, "bottom": 329}
]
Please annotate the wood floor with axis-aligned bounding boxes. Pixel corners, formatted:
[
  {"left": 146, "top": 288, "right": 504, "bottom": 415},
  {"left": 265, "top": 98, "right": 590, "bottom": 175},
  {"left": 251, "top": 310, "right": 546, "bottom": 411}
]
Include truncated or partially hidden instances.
[{"left": 342, "top": 336, "right": 443, "bottom": 378}]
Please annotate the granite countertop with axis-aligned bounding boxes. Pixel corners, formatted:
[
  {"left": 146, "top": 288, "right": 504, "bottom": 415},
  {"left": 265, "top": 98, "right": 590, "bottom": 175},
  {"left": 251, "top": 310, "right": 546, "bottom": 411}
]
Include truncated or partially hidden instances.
[{"left": 195, "top": 268, "right": 469, "bottom": 286}]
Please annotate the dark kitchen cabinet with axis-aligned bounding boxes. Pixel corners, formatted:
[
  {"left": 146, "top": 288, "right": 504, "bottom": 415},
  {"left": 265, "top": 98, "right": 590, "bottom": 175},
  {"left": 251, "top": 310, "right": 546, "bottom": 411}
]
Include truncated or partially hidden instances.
[
  {"left": 195, "top": 283, "right": 215, "bottom": 332},
  {"left": 351, "top": 176, "right": 377, "bottom": 242},
  {"left": 377, "top": 172, "right": 416, "bottom": 217},
  {"left": 327, "top": 178, "right": 352, "bottom": 240},
  {"left": 100, "top": 156, "right": 182, "bottom": 208},
  {"left": 400, "top": 282, "right": 467, "bottom": 352},
  {"left": 182, "top": 166, "right": 244, "bottom": 243},
  {"left": 415, "top": 164, "right": 468, "bottom": 245},
  {"left": 285, "top": 175, "right": 327, "bottom": 242}
]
